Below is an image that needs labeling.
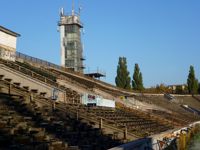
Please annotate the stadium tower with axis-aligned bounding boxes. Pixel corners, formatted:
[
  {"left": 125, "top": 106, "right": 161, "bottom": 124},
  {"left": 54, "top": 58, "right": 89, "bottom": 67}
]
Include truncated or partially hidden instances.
[{"left": 58, "top": 1, "right": 84, "bottom": 73}]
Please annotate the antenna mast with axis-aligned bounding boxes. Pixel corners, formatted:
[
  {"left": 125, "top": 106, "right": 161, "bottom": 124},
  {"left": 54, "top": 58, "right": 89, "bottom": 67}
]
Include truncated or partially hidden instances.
[
  {"left": 72, "top": 0, "right": 75, "bottom": 15},
  {"left": 78, "top": 0, "right": 82, "bottom": 16}
]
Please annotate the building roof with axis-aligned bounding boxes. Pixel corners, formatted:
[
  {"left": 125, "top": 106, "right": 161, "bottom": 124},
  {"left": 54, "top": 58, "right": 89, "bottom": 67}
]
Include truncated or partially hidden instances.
[{"left": 0, "top": 25, "right": 20, "bottom": 37}]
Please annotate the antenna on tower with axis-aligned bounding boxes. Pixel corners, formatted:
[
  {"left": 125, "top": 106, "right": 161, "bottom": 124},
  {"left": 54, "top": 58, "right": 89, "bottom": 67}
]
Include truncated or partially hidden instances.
[
  {"left": 72, "top": 0, "right": 75, "bottom": 15},
  {"left": 78, "top": 0, "right": 82, "bottom": 16},
  {"left": 60, "top": 8, "right": 64, "bottom": 16},
  {"left": 79, "top": 6, "right": 82, "bottom": 16}
]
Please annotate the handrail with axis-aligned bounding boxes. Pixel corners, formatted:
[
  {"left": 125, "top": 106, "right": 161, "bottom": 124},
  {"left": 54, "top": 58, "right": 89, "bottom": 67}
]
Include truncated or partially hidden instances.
[
  {"left": 16, "top": 51, "right": 61, "bottom": 69},
  {"left": 0, "top": 59, "right": 59, "bottom": 89}
]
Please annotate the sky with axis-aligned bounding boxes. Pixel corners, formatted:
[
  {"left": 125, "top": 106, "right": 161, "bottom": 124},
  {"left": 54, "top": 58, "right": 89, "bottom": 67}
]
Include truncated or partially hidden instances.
[{"left": 0, "top": 0, "right": 200, "bottom": 88}]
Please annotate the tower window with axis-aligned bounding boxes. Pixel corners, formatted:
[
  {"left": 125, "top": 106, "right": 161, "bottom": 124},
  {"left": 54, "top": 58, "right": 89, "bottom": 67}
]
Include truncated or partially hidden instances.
[
  {"left": 67, "top": 41, "right": 77, "bottom": 49},
  {"left": 65, "top": 25, "right": 79, "bottom": 34},
  {"left": 65, "top": 60, "right": 74, "bottom": 67}
]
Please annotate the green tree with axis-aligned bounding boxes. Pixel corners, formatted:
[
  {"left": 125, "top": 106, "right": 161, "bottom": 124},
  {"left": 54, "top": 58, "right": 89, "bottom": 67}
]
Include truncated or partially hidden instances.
[
  {"left": 132, "top": 63, "right": 144, "bottom": 90},
  {"left": 187, "top": 65, "right": 199, "bottom": 94},
  {"left": 194, "top": 79, "right": 199, "bottom": 94},
  {"left": 115, "top": 57, "right": 131, "bottom": 89}
]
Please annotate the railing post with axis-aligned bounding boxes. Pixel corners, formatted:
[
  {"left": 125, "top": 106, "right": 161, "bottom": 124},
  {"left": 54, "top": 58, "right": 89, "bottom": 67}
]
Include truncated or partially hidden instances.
[
  {"left": 124, "top": 126, "right": 127, "bottom": 140},
  {"left": 30, "top": 93, "right": 33, "bottom": 103},
  {"left": 76, "top": 110, "right": 79, "bottom": 120},
  {"left": 8, "top": 83, "right": 11, "bottom": 95},
  {"left": 99, "top": 118, "right": 103, "bottom": 129},
  {"left": 52, "top": 100, "right": 56, "bottom": 112}
]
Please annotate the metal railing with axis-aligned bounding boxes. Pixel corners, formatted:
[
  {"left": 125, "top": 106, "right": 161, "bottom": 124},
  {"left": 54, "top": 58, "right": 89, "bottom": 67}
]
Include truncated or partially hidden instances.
[{"left": 15, "top": 51, "right": 61, "bottom": 70}]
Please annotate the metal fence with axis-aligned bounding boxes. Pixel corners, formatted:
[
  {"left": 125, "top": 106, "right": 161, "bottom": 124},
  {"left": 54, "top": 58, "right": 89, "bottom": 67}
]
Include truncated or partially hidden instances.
[{"left": 15, "top": 51, "right": 61, "bottom": 69}]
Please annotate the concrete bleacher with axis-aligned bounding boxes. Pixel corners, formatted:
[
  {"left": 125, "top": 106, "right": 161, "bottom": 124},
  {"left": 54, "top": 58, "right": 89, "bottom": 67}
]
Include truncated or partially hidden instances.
[
  {"left": 0, "top": 59, "right": 82, "bottom": 103},
  {"left": 174, "top": 95, "right": 200, "bottom": 110},
  {"left": 0, "top": 76, "right": 174, "bottom": 148},
  {"left": 133, "top": 94, "right": 200, "bottom": 125},
  {"left": 63, "top": 104, "right": 174, "bottom": 138},
  {"left": 1, "top": 56, "right": 200, "bottom": 149},
  {"left": 0, "top": 86, "right": 122, "bottom": 149},
  {"left": 0, "top": 94, "right": 67, "bottom": 149}
]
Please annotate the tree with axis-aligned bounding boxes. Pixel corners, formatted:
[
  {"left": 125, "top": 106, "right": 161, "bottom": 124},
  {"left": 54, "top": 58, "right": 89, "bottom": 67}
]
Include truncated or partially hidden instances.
[
  {"left": 187, "top": 65, "right": 199, "bottom": 94},
  {"left": 115, "top": 57, "right": 131, "bottom": 89},
  {"left": 132, "top": 63, "right": 144, "bottom": 90}
]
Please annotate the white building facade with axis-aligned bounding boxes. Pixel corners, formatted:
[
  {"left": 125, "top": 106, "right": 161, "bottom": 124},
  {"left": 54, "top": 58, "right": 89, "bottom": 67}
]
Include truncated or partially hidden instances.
[{"left": 0, "top": 26, "right": 20, "bottom": 61}]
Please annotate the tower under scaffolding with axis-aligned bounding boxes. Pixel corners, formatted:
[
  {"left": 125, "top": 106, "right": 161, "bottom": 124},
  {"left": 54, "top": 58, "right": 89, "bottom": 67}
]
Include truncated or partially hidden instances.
[
  {"left": 58, "top": 3, "right": 85, "bottom": 73},
  {"left": 58, "top": 1, "right": 106, "bottom": 79}
]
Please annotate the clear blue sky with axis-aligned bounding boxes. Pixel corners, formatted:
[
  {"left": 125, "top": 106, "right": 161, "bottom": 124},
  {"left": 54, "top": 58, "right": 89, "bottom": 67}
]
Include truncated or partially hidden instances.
[{"left": 1, "top": 0, "right": 200, "bottom": 87}]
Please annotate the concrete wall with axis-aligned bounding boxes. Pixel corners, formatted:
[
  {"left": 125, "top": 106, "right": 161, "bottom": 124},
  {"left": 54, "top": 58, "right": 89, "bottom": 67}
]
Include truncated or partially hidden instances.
[
  {"left": 0, "top": 30, "right": 17, "bottom": 50},
  {"left": 81, "top": 93, "right": 115, "bottom": 108},
  {"left": 0, "top": 64, "right": 66, "bottom": 102},
  {"left": 96, "top": 97, "right": 115, "bottom": 108},
  {"left": 0, "top": 30, "right": 17, "bottom": 61},
  {"left": 0, "top": 49, "right": 15, "bottom": 61},
  {"left": 60, "top": 26, "right": 65, "bottom": 67},
  {"left": 109, "top": 138, "right": 152, "bottom": 150}
]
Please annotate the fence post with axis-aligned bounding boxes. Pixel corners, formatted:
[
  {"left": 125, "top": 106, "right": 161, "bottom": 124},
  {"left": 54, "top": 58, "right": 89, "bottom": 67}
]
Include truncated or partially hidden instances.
[{"left": 124, "top": 126, "right": 127, "bottom": 140}]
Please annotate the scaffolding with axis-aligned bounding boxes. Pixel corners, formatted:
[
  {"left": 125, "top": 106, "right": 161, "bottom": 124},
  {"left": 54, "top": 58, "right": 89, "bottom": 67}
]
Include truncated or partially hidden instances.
[{"left": 58, "top": 7, "right": 84, "bottom": 73}]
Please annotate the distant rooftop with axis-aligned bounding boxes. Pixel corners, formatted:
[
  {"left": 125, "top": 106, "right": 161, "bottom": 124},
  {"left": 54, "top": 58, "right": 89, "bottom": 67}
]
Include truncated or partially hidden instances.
[{"left": 0, "top": 25, "right": 20, "bottom": 37}]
